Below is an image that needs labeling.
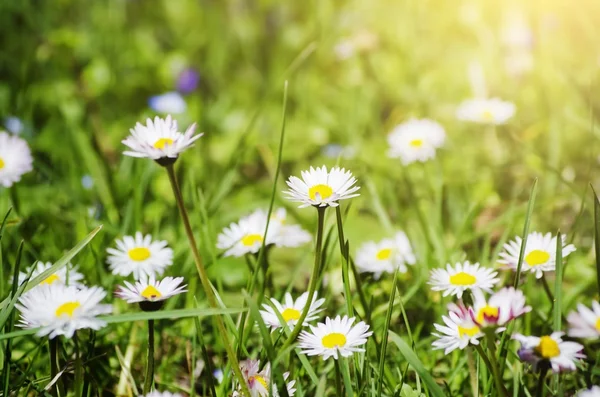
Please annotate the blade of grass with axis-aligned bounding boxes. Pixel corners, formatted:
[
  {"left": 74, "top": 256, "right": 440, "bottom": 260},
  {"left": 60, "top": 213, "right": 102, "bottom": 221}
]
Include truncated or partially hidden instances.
[
  {"left": 552, "top": 231, "right": 563, "bottom": 390},
  {"left": 592, "top": 185, "right": 600, "bottom": 295},
  {"left": 513, "top": 178, "right": 538, "bottom": 288},
  {"left": 376, "top": 268, "right": 399, "bottom": 397}
]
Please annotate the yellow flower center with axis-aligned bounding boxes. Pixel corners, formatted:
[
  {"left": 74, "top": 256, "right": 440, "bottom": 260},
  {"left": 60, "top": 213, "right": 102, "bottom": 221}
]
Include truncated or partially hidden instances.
[
  {"left": 535, "top": 336, "right": 560, "bottom": 359},
  {"left": 241, "top": 234, "right": 263, "bottom": 247},
  {"left": 308, "top": 184, "right": 333, "bottom": 201},
  {"left": 409, "top": 139, "right": 424, "bottom": 148},
  {"left": 449, "top": 272, "right": 477, "bottom": 286},
  {"left": 481, "top": 110, "right": 494, "bottom": 121},
  {"left": 153, "top": 138, "right": 174, "bottom": 149},
  {"left": 128, "top": 247, "right": 151, "bottom": 261},
  {"left": 0, "top": 157, "right": 4, "bottom": 169},
  {"left": 376, "top": 248, "right": 392, "bottom": 260},
  {"left": 595, "top": 317, "right": 600, "bottom": 332},
  {"left": 41, "top": 274, "right": 60, "bottom": 285},
  {"left": 458, "top": 325, "right": 480, "bottom": 338},
  {"left": 55, "top": 301, "right": 81, "bottom": 318},
  {"left": 249, "top": 375, "right": 268, "bottom": 390},
  {"left": 525, "top": 250, "right": 550, "bottom": 267},
  {"left": 476, "top": 305, "right": 499, "bottom": 324},
  {"left": 322, "top": 332, "right": 347, "bottom": 349},
  {"left": 141, "top": 285, "right": 162, "bottom": 299},
  {"left": 282, "top": 308, "right": 301, "bottom": 322}
]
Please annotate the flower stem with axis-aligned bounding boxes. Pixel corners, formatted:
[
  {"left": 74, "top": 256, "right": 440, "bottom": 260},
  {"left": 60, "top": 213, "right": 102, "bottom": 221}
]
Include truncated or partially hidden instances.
[
  {"left": 466, "top": 347, "right": 479, "bottom": 397},
  {"left": 475, "top": 341, "right": 507, "bottom": 397},
  {"left": 335, "top": 206, "right": 353, "bottom": 317},
  {"left": 280, "top": 206, "right": 326, "bottom": 351},
  {"left": 536, "top": 366, "right": 549, "bottom": 397},
  {"left": 165, "top": 164, "right": 249, "bottom": 396},
  {"left": 73, "top": 332, "right": 83, "bottom": 396},
  {"left": 334, "top": 359, "right": 343, "bottom": 397},
  {"left": 143, "top": 319, "right": 155, "bottom": 394},
  {"left": 49, "top": 338, "right": 60, "bottom": 397}
]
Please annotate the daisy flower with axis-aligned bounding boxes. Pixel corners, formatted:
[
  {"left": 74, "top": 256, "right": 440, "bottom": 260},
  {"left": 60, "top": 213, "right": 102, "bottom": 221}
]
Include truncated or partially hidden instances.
[
  {"left": 387, "top": 118, "right": 446, "bottom": 165},
  {"left": 284, "top": 166, "right": 360, "bottom": 208},
  {"left": 18, "top": 261, "right": 84, "bottom": 288},
  {"left": 260, "top": 292, "right": 325, "bottom": 330},
  {"left": 270, "top": 208, "right": 312, "bottom": 248},
  {"left": 432, "top": 303, "right": 483, "bottom": 354},
  {"left": 122, "top": 115, "right": 202, "bottom": 162},
  {"left": 217, "top": 209, "right": 279, "bottom": 257},
  {"left": 232, "top": 359, "right": 296, "bottom": 397},
  {"left": 429, "top": 261, "right": 499, "bottom": 298},
  {"left": 470, "top": 287, "right": 531, "bottom": 330},
  {"left": 140, "top": 392, "right": 183, "bottom": 397},
  {"left": 0, "top": 131, "right": 33, "bottom": 188},
  {"left": 456, "top": 98, "right": 516, "bottom": 125},
  {"left": 576, "top": 386, "right": 600, "bottom": 397},
  {"left": 106, "top": 232, "right": 173, "bottom": 279},
  {"left": 567, "top": 301, "right": 600, "bottom": 339},
  {"left": 116, "top": 276, "right": 186, "bottom": 312},
  {"left": 355, "top": 231, "right": 416, "bottom": 279},
  {"left": 16, "top": 284, "right": 112, "bottom": 339},
  {"left": 299, "top": 315, "right": 372, "bottom": 360},
  {"left": 513, "top": 332, "right": 585, "bottom": 373},
  {"left": 498, "top": 232, "right": 576, "bottom": 279}
]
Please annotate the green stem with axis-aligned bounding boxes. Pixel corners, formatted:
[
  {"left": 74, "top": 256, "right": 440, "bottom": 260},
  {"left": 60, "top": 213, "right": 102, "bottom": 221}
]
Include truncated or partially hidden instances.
[
  {"left": 49, "top": 338, "right": 60, "bottom": 397},
  {"left": 467, "top": 347, "right": 479, "bottom": 397},
  {"left": 165, "top": 164, "right": 249, "bottom": 396},
  {"left": 280, "top": 206, "right": 326, "bottom": 351},
  {"left": 334, "top": 360, "right": 343, "bottom": 397},
  {"left": 475, "top": 341, "right": 507, "bottom": 397},
  {"left": 73, "top": 332, "right": 83, "bottom": 396},
  {"left": 339, "top": 357, "right": 354, "bottom": 397},
  {"left": 143, "top": 319, "right": 155, "bottom": 394},
  {"left": 335, "top": 206, "right": 353, "bottom": 317},
  {"left": 536, "top": 366, "right": 549, "bottom": 397}
]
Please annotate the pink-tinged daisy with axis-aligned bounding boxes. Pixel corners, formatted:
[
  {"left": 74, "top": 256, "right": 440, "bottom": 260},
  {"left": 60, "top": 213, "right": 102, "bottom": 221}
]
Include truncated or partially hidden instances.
[
  {"left": 513, "top": 332, "right": 585, "bottom": 373},
  {"left": 432, "top": 303, "right": 483, "bottom": 354},
  {"left": 470, "top": 287, "right": 531, "bottom": 330},
  {"left": 567, "top": 301, "right": 600, "bottom": 339}
]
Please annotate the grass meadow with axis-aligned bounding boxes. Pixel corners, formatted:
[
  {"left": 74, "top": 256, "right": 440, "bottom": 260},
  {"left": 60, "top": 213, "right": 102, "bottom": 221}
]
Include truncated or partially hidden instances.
[{"left": 1, "top": 0, "right": 600, "bottom": 396}]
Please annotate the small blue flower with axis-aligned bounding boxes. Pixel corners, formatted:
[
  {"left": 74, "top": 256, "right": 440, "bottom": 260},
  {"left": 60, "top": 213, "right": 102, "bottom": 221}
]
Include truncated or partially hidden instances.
[
  {"left": 176, "top": 68, "right": 200, "bottom": 94},
  {"left": 5, "top": 116, "right": 24, "bottom": 135},
  {"left": 148, "top": 92, "right": 187, "bottom": 114}
]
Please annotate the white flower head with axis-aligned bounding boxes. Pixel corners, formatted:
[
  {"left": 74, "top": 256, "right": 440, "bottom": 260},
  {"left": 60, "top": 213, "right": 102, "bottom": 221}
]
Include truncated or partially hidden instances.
[
  {"left": 567, "top": 301, "right": 600, "bottom": 339},
  {"left": 498, "top": 232, "right": 576, "bottom": 279},
  {"left": 429, "top": 261, "right": 499, "bottom": 298},
  {"left": 148, "top": 92, "right": 187, "bottom": 114},
  {"left": 299, "top": 315, "right": 372, "bottom": 360},
  {"left": 269, "top": 208, "right": 312, "bottom": 248},
  {"left": 387, "top": 118, "right": 446, "bottom": 165},
  {"left": 513, "top": 332, "right": 585, "bottom": 373},
  {"left": 470, "top": 287, "right": 531, "bottom": 330},
  {"left": 16, "top": 284, "right": 112, "bottom": 339},
  {"left": 106, "top": 232, "right": 173, "bottom": 279},
  {"left": 284, "top": 166, "right": 360, "bottom": 208},
  {"left": 116, "top": 276, "right": 186, "bottom": 311},
  {"left": 456, "top": 98, "right": 516, "bottom": 125},
  {"left": 432, "top": 303, "right": 483, "bottom": 354},
  {"left": 232, "top": 359, "right": 296, "bottom": 397},
  {"left": 355, "top": 231, "right": 416, "bottom": 279},
  {"left": 576, "top": 386, "right": 600, "bottom": 397},
  {"left": 139, "top": 392, "right": 183, "bottom": 397},
  {"left": 0, "top": 131, "right": 33, "bottom": 188},
  {"left": 18, "top": 261, "right": 84, "bottom": 288},
  {"left": 122, "top": 115, "right": 202, "bottom": 161},
  {"left": 260, "top": 292, "right": 325, "bottom": 330}
]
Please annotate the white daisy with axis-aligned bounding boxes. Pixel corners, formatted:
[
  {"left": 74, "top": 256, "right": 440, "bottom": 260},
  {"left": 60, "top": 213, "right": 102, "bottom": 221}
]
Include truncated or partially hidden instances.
[
  {"left": 18, "top": 261, "right": 84, "bottom": 288},
  {"left": 513, "top": 332, "right": 585, "bottom": 373},
  {"left": 470, "top": 287, "right": 531, "bottom": 330},
  {"left": 106, "top": 232, "right": 173, "bottom": 279},
  {"left": 284, "top": 166, "right": 360, "bottom": 208},
  {"left": 148, "top": 92, "right": 187, "bottom": 114},
  {"left": 139, "top": 392, "right": 183, "bottom": 397},
  {"left": 270, "top": 208, "right": 312, "bottom": 248},
  {"left": 217, "top": 209, "right": 279, "bottom": 257},
  {"left": 355, "top": 231, "right": 416, "bottom": 279},
  {"left": 387, "top": 118, "right": 446, "bottom": 165},
  {"left": 567, "top": 301, "right": 600, "bottom": 339},
  {"left": 428, "top": 261, "right": 499, "bottom": 298},
  {"left": 122, "top": 115, "right": 202, "bottom": 161},
  {"left": 299, "top": 315, "right": 372, "bottom": 360},
  {"left": 116, "top": 276, "right": 186, "bottom": 311},
  {"left": 498, "top": 232, "right": 576, "bottom": 279},
  {"left": 576, "top": 386, "right": 600, "bottom": 397},
  {"left": 432, "top": 303, "right": 483, "bottom": 354},
  {"left": 456, "top": 98, "right": 516, "bottom": 125},
  {"left": 16, "top": 284, "right": 112, "bottom": 339},
  {"left": 260, "top": 292, "right": 325, "bottom": 330},
  {"left": 232, "top": 359, "right": 296, "bottom": 397},
  {"left": 0, "top": 131, "right": 33, "bottom": 188}
]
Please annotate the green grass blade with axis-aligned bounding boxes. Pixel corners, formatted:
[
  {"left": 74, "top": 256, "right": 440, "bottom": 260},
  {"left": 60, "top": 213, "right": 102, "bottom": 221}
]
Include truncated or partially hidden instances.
[
  {"left": 376, "top": 269, "right": 399, "bottom": 396},
  {"left": 592, "top": 185, "right": 600, "bottom": 295},
  {"left": 553, "top": 231, "right": 563, "bottom": 331},
  {"left": 513, "top": 178, "right": 538, "bottom": 287}
]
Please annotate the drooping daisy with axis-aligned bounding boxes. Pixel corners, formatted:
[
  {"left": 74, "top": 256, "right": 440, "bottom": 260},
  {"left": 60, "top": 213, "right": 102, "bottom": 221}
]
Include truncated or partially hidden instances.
[
  {"left": 106, "top": 232, "right": 173, "bottom": 279},
  {"left": 432, "top": 303, "right": 483, "bottom": 354},
  {"left": 387, "top": 119, "right": 446, "bottom": 165},
  {"left": 299, "top": 315, "right": 372, "bottom": 360},
  {"left": 122, "top": 115, "right": 202, "bottom": 162},
  {"left": 456, "top": 98, "right": 516, "bottom": 125},
  {"left": 16, "top": 284, "right": 112, "bottom": 339},
  {"left": 498, "top": 232, "right": 576, "bottom": 279},
  {"left": 232, "top": 359, "right": 296, "bottom": 397},
  {"left": 140, "top": 392, "right": 183, "bottom": 397},
  {"left": 260, "top": 292, "right": 325, "bottom": 330},
  {"left": 284, "top": 166, "right": 360, "bottom": 208},
  {"left": 18, "top": 261, "right": 84, "bottom": 288},
  {"left": 513, "top": 332, "right": 585, "bottom": 373},
  {"left": 0, "top": 131, "right": 33, "bottom": 188},
  {"left": 470, "top": 287, "right": 531, "bottom": 330},
  {"left": 567, "top": 301, "right": 600, "bottom": 339},
  {"left": 270, "top": 208, "right": 312, "bottom": 248},
  {"left": 355, "top": 231, "right": 416, "bottom": 279},
  {"left": 576, "top": 386, "right": 600, "bottom": 397},
  {"left": 148, "top": 92, "right": 187, "bottom": 114},
  {"left": 116, "top": 276, "right": 186, "bottom": 311},
  {"left": 429, "top": 261, "right": 499, "bottom": 298}
]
